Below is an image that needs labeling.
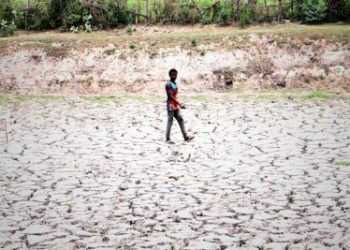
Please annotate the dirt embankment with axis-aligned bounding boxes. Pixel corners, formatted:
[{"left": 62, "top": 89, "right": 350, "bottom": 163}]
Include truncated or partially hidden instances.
[{"left": 1, "top": 32, "right": 349, "bottom": 95}]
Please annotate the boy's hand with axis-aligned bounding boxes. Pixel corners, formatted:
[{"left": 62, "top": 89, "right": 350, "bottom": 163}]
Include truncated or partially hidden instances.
[{"left": 180, "top": 104, "right": 186, "bottom": 109}]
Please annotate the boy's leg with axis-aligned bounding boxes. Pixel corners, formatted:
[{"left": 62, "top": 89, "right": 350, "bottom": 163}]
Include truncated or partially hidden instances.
[
  {"left": 174, "top": 109, "right": 187, "bottom": 139},
  {"left": 166, "top": 110, "right": 174, "bottom": 141}
]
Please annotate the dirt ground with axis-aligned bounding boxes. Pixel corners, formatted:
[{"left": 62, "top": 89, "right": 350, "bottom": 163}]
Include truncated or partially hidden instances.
[{"left": 0, "top": 95, "right": 349, "bottom": 249}]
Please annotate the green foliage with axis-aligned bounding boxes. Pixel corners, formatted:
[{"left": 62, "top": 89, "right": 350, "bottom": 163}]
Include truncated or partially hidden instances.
[
  {"left": 0, "top": 1, "right": 15, "bottom": 22},
  {"left": 47, "top": 0, "right": 68, "bottom": 28},
  {"left": 63, "top": 0, "right": 83, "bottom": 28},
  {"left": 216, "top": 8, "right": 231, "bottom": 25},
  {"left": 0, "top": 19, "right": 16, "bottom": 37},
  {"left": 328, "top": 0, "right": 350, "bottom": 22},
  {"left": 177, "top": 6, "right": 199, "bottom": 24},
  {"left": 239, "top": 8, "right": 252, "bottom": 27},
  {"left": 296, "top": 0, "right": 327, "bottom": 23},
  {"left": 200, "top": 13, "right": 212, "bottom": 24},
  {"left": 1, "top": 0, "right": 349, "bottom": 31}
]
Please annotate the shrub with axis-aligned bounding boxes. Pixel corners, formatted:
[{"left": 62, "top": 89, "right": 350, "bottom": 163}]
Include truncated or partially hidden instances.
[
  {"left": 216, "top": 8, "right": 231, "bottom": 25},
  {"left": 239, "top": 8, "right": 252, "bottom": 27},
  {"left": 328, "top": 0, "right": 350, "bottom": 22},
  {"left": 63, "top": 0, "right": 83, "bottom": 28},
  {"left": 296, "top": 0, "right": 327, "bottom": 23},
  {"left": 200, "top": 13, "right": 212, "bottom": 24},
  {"left": 0, "top": 1, "right": 15, "bottom": 22},
  {"left": 0, "top": 19, "right": 16, "bottom": 37}
]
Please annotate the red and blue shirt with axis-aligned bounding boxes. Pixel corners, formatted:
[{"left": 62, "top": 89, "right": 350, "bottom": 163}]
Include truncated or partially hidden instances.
[{"left": 165, "top": 81, "right": 180, "bottom": 111}]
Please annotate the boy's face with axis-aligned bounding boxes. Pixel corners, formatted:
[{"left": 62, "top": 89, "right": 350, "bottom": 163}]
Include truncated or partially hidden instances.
[{"left": 170, "top": 72, "right": 177, "bottom": 82}]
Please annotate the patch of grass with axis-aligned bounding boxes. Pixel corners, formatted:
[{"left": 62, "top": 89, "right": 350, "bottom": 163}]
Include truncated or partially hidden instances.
[
  {"left": 13, "top": 95, "right": 34, "bottom": 103},
  {"left": 193, "top": 94, "right": 208, "bottom": 102},
  {"left": 336, "top": 161, "right": 350, "bottom": 166},
  {"left": 37, "top": 95, "right": 65, "bottom": 101},
  {"left": 84, "top": 96, "right": 119, "bottom": 103},
  {"left": 6, "top": 95, "right": 66, "bottom": 104},
  {"left": 123, "top": 95, "right": 147, "bottom": 101},
  {"left": 304, "top": 90, "right": 332, "bottom": 100},
  {"left": 0, "top": 95, "right": 8, "bottom": 105}
]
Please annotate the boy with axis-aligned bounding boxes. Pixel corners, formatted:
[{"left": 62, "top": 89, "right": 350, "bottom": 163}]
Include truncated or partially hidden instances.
[{"left": 165, "top": 68, "right": 194, "bottom": 144}]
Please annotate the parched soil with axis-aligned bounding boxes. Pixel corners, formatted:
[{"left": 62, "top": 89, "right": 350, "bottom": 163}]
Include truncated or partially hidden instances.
[
  {"left": 0, "top": 24, "right": 350, "bottom": 94},
  {"left": 0, "top": 96, "right": 349, "bottom": 249}
]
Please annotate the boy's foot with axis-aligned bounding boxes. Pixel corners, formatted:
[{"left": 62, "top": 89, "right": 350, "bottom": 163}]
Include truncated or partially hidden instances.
[
  {"left": 166, "top": 139, "right": 175, "bottom": 144},
  {"left": 184, "top": 135, "right": 194, "bottom": 142}
]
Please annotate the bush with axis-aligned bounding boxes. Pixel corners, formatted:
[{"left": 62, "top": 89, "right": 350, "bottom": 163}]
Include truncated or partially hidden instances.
[
  {"left": 200, "top": 13, "right": 212, "bottom": 24},
  {"left": 296, "top": 0, "right": 327, "bottom": 23},
  {"left": 0, "top": 19, "right": 16, "bottom": 37},
  {"left": 216, "top": 8, "right": 231, "bottom": 26},
  {"left": 63, "top": 0, "right": 83, "bottom": 28},
  {"left": 239, "top": 8, "right": 252, "bottom": 27},
  {"left": 328, "top": 0, "right": 350, "bottom": 22},
  {"left": 0, "top": 2, "right": 15, "bottom": 22}
]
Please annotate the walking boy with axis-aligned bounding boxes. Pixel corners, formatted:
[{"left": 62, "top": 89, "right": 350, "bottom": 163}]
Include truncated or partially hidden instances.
[{"left": 165, "top": 69, "right": 194, "bottom": 144}]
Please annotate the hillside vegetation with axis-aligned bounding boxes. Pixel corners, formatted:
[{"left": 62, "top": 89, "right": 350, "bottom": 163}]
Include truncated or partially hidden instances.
[{"left": 1, "top": 0, "right": 350, "bottom": 37}]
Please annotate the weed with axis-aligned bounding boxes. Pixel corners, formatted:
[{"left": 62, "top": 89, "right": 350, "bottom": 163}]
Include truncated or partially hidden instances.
[
  {"left": 127, "top": 25, "right": 133, "bottom": 35},
  {"left": 191, "top": 38, "right": 197, "bottom": 47},
  {"left": 129, "top": 42, "right": 136, "bottom": 49}
]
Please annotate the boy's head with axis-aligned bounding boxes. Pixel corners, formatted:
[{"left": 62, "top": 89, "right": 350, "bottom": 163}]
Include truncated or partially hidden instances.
[{"left": 169, "top": 68, "right": 178, "bottom": 82}]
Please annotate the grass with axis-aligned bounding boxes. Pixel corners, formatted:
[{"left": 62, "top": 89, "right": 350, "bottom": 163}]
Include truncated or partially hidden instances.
[
  {"left": 336, "top": 161, "right": 350, "bottom": 166},
  {"left": 303, "top": 90, "right": 332, "bottom": 100},
  {"left": 0, "top": 91, "right": 348, "bottom": 106},
  {"left": 1, "top": 24, "right": 349, "bottom": 52},
  {"left": 193, "top": 94, "right": 208, "bottom": 102}
]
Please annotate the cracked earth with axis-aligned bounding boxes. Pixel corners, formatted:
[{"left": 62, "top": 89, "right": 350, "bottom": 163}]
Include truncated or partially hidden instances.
[{"left": 0, "top": 96, "right": 349, "bottom": 249}]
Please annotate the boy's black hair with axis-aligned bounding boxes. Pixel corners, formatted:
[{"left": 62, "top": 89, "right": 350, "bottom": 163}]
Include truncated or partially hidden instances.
[{"left": 168, "top": 68, "right": 178, "bottom": 76}]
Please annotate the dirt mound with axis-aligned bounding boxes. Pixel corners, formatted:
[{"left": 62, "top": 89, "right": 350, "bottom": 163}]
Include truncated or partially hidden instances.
[{"left": 0, "top": 33, "right": 349, "bottom": 94}]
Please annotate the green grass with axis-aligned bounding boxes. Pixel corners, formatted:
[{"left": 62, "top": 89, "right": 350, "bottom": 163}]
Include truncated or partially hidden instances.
[
  {"left": 303, "top": 90, "right": 332, "bottom": 100},
  {"left": 336, "top": 161, "right": 350, "bottom": 166},
  {"left": 2, "top": 24, "right": 349, "bottom": 52}
]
